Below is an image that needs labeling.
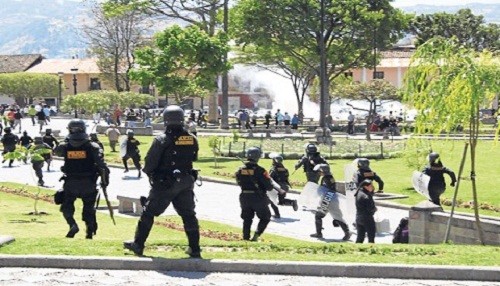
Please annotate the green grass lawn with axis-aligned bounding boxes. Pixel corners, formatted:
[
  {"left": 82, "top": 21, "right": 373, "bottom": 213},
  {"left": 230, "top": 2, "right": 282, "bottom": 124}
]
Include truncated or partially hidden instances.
[
  {"left": 98, "top": 135, "right": 499, "bottom": 217},
  {"left": 0, "top": 183, "right": 499, "bottom": 266}
]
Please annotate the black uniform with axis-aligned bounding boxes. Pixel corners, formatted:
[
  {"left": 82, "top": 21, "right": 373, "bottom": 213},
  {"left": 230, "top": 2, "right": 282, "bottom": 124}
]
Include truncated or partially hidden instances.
[
  {"left": 354, "top": 167, "right": 384, "bottom": 192},
  {"left": 131, "top": 128, "right": 200, "bottom": 255},
  {"left": 236, "top": 161, "right": 274, "bottom": 240},
  {"left": 54, "top": 137, "right": 108, "bottom": 239},
  {"left": 269, "top": 163, "right": 296, "bottom": 207},
  {"left": 295, "top": 153, "right": 328, "bottom": 183},
  {"left": 422, "top": 163, "right": 456, "bottom": 206},
  {"left": 355, "top": 187, "right": 377, "bottom": 243},
  {"left": 19, "top": 134, "right": 34, "bottom": 148},
  {"left": 122, "top": 137, "right": 141, "bottom": 172},
  {"left": 42, "top": 134, "right": 58, "bottom": 171},
  {"left": 1, "top": 131, "right": 19, "bottom": 167}
]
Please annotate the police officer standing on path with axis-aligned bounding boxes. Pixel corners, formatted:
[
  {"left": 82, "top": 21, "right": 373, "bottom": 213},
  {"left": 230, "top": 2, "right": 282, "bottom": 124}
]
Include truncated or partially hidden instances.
[
  {"left": 236, "top": 147, "right": 285, "bottom": 241},
  {"left": 355, "top": 179, "right": 377, "bottom": 243},
  {"left": 54, "top": 119, "right": 109, "bottom": 239},
  {"left": 295, "top": 143, "right": 328, "bottom": 183},
  {"left": 354, "top": 158, "right": 384, "bottom": 193},
  {"left": 422, "top": 152, "right": 456, "bottom": 206},
  {"left": 124, "top": 105, "right": 201, "bottom": 258}
]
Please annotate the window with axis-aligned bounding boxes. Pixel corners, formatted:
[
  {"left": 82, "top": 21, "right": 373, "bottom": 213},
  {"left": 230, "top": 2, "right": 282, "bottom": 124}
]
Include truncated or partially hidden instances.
[
  {"left": 344, "top": 71, "right": 353, "bottom": 78},
  {"left": 90, "top": 78, "right": 101, "bottom": 90},
  {"left": 373, "top": 71, "right": 384, "bottom": 79}
]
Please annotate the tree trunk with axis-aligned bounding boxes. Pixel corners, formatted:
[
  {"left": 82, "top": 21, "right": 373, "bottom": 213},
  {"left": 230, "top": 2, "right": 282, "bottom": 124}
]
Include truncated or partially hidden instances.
[
  {"left": 470, "top": 107, "right": 485, "bottom": 245},
  {"left": 297, "top": 101, "right": 304, "bottom": 123},
  {"left": 365, "top": 100, "right": 374, "bottom": 141}
]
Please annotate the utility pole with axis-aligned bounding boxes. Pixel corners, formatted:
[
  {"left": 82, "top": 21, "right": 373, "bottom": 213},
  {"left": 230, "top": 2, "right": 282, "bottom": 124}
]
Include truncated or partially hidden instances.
[{"left": 221, "top": 0, "right": 230, "bottom": 129}]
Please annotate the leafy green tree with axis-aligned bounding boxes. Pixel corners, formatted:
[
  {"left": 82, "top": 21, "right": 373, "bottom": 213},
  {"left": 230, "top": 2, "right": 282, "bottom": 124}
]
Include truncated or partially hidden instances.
[
  {"left": 0, "top": 73, "right": 58, "bottom": 105},
  {"left": 61, "top": 90, "right": 153, "bottom": 114},
  {"left": 409, "top": 8, "right": 500, "bottom": 53},
  {"left": 403, "top": 38, "right": 500, "bottom": 244},
  {"left": 130, "top": 25, "right": 230, "bottom": 104},
  {"left": 331, "top": 79, "right": 400, "bottom": 140},
  {"left": 231, "top": 0, "right": 408, "bottom": 122}
]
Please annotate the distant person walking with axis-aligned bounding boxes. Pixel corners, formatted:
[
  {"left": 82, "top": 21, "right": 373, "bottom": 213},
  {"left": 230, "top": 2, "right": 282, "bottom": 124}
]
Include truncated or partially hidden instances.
[
  {"left": 291, "top": 114, "right": 299, "bottom": 129},
  {"left": 347, "top": 111, "right": 355, "bottom": 135},
  {"left": 105, "top": 124, "right": 121, "bottom": 152},
  {"left": 28, "top": 105, "right": 37, "bottom": 126}
]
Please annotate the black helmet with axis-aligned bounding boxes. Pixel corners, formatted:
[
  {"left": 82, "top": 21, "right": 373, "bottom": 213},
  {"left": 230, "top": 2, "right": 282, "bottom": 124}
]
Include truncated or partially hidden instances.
[
  {"left": 357, "top": 158, "right": 370, "bottom": 169},
  {"left": 90, "top": 133, "right": 98, "bottom": 140},
  {"left": 126, "top": 129, "right": 134, "bottom": 137},
  {"left": 359, "top": 179, "right": 373, "bottom": 188},
  {"left": 246, "top": 147, "right": 262, "bottom": 162},
  {"left": 4, "top": 127, "right": 11, "bottom": 133},
  {"left": 163, "top": 105, "right": 184, "bottom": 126},
  {"left": 45, "top": 129, "right": 52, "bottom": 135},
  {"left": 67, "top": 119, "right": 87, "bottom": 140},
  {"left": 305, "top": 143, "right": 317, "bottom": 154},
  {"left": 273, "top": 155, "right": 283, "bottom": 164},
  {"left": 313, "top": 163, "right": 331, "bottom": 175},
  {"left": 428, "top": 152, "right": 439, "bottom": 164}
]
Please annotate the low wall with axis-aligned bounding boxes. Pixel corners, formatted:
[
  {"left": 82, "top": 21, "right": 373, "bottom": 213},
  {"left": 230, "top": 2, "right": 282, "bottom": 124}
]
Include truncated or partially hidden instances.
[
  {"left": 95, "top": 125, "right": 153, "bottom": 136},
  {"left": 409, "top": 201, "right": 500, "bottom": 245}
]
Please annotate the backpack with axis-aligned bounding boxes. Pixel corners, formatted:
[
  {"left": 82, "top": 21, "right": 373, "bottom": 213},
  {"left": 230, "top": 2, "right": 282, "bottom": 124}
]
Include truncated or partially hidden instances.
[{"left": 392, "top": 217, "right": 409, "bottom": 244}]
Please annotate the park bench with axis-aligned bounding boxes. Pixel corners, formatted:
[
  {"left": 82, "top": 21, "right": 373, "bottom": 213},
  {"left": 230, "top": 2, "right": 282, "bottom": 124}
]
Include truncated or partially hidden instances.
[
  {"left": 96, "top": 125, "right": 153, "bottom": 136},
  {"left": 117, "top": 195, "right": 143, "bottom": 215}
]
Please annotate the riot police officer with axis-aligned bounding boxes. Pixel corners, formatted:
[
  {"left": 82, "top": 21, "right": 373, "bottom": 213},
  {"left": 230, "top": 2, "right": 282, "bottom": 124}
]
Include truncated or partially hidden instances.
[
  {"left": 295, "top": 143, "right": 328, "bottom": 183},
  {"left": 54, "top": 119, "right": 109, "bottom": 239},
  {"left": 122, "top": 129, "right": 142, "bottom": 178},
  {"left": 269, "top": 155, "right": 298, "bottom": 211},
  {"left": 422, "top": 152, "right": 456, "bottom": 206},
  {"left": 310, "top": 164, "right": 351, "bottom": 241},
  {"left": 355, "top": 179, "right": 377, "bottom": 243},
  {"left": 124, "top": 105, "right": 201, "bottom": 258},
  {"left": 354, "top": 158, "right": 384, "bottom": 193},
  {"left": 236, "top": 147, "right": 284, "bottom": 241}
]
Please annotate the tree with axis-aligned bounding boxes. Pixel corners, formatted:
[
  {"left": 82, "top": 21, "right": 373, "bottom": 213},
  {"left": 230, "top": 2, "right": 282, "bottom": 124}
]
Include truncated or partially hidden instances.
[
  {"left": 231, "top": 0, "right": 408, "bottom": 124},
  {"left": 403, "top": 38, "right": 500, "bottom": 245},
  {"left": 0, "top": 73, "right": 58, "bottom": 105},
  {"left": 84, "top": 2, "right": 150, "bottom": 92},
  {"left": 409, "top": 9, "right": 500, "bottom": 53},
  {"left": 331, "top": 79, "right": 400, "bottom": 140},
  {"left": 61, "top": 90, "right": 153, "bottom": 114},
  {"left": 130, "top": 25, "right": 230, "bottom": 104}
]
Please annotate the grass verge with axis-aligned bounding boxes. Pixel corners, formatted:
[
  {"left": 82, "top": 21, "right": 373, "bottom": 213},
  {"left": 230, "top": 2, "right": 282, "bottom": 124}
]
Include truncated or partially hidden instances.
[{"left": 0, "top": 183, "right": 499, "bottom": 266}]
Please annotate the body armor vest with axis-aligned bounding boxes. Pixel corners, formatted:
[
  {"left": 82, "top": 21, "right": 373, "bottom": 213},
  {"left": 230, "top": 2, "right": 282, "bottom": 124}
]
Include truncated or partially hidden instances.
[
  {"left": 158, "top": 131, "right": 197, "bottom": 174},
  {"left": 63, "top": 142, "right": 96, "bottom": 175}
]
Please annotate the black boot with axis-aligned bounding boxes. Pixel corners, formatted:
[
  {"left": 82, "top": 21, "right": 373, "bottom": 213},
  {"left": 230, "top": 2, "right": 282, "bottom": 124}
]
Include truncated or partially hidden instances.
[
  {"left": 66, "top": 224, "right": 79, "bottom": 238},
  {"left": 338, "top": 221, "right": 351, "bottom": 241},
  {"left": 251, "top": 232, "right": 260, "bottom": 242},
  {"left": 123, "top": 240, "right": 144, "bottom": 256},
  {"left": 310, "top": 218, "right": 323, "bottom": 238},
  {"left": 242, "top": 220, "right": 252, "bottom": 240},
  {"left": 186, "top": 230, "right": 201, "bottom": 258}
]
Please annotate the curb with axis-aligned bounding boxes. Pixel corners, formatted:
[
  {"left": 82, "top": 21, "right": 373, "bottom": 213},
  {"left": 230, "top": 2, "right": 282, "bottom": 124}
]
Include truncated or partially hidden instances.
[{"left": 0, "top": 255, "right": 498, "bottom": 281}]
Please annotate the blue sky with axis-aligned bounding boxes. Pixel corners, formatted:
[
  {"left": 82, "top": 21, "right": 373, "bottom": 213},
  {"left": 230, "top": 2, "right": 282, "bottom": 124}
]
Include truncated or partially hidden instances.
[{"left": 392, "top": 0, "right": 500, "bottom": 7}]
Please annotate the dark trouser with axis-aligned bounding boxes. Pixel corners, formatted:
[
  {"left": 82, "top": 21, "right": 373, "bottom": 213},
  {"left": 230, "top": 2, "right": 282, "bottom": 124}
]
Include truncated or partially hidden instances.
[
  {"left": 347, "top": 122, "right": 354, "bottom": 134},
  {"left": 109, "top": 140, "right": 117, "bottom": 152},
  {"left": 356, "top": 216, "right": 376, "bottom": 243},
  {"left": 122, "top": 153, "right": 141, "bottom": 171},
  {"left": 268, "top": 197, "right": 280, "bottom": 217},
  {"left": 265, "top": 120, "right": 270, "bottom": 129},
  {"left": 428, "top": 185, "right": 445, "bottom": 206},
  {"left": 292, "top": 124, "right": 298, "bottom": 129},
  {"left": 60, "top": 177, "right": 98, "bottom": 235},
  {"left": 2, "top": 149, "right": 15, "bottom": 166},
  {"left": 276, "top": 183, "right": 294, "bottom": 206},
  {"left": 306, "top": 172, "right": 320, "bottom": 184},
  {"left": 32, "top": 161, "right": 44, "bottom": 181},
  {"left": 30, "top": 115, "right": 35, "bottom": 125},
  {"left": 134, "top": 175, "right": 199, "bottom": 253},
  {"left": 240, "top": 193, "right": 271, "bottom": 240}
]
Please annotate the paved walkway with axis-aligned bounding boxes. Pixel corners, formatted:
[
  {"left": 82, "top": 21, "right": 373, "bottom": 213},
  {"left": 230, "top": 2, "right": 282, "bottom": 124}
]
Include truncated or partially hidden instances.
[
  {"left": 1, "top": 267, "right": 497, "bottom": 286},
  {"left": 1, "top": 156, "right": 407, "bottom": 243}
]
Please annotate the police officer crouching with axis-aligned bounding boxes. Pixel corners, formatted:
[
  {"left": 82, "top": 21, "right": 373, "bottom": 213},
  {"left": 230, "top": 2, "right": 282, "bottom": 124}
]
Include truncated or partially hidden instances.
[
  {"left": 236, "top": 147, "right": 284, "bottom": 241},
  {"left": 124, "top": 105, "right": 201, "bottom": 258},
  {"left": 54, "top": 119, "right": 110, "bottom": 239}
]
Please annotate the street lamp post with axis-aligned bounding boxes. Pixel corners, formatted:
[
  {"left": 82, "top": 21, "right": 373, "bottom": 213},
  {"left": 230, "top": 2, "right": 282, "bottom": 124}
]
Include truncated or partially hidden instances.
[
  {"left": 57, "top": 72, "right": 64, "bottom": 112},
  {"left": 71, "top": 68, "right": 78, "bottom": 118},
  {"left": 319, "top": 0, "right": 329, "bottom": 128}
]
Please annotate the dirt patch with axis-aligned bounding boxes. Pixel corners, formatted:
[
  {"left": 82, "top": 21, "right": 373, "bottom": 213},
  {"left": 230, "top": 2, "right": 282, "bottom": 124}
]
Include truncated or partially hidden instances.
[{"left": 155, "top": 219, "right": 242, "bottom": 241}]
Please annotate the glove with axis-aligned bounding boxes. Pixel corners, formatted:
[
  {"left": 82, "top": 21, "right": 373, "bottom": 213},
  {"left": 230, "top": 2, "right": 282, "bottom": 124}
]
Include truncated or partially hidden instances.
[
  {"left": 100, "top": 167, "right": 110, "bottom": 187},
  {"left": 450, "top": 182, "right": 456, "bottom": 187},
  {"left": 294, "top": 164, "right": 299, "bottom": 170}
]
